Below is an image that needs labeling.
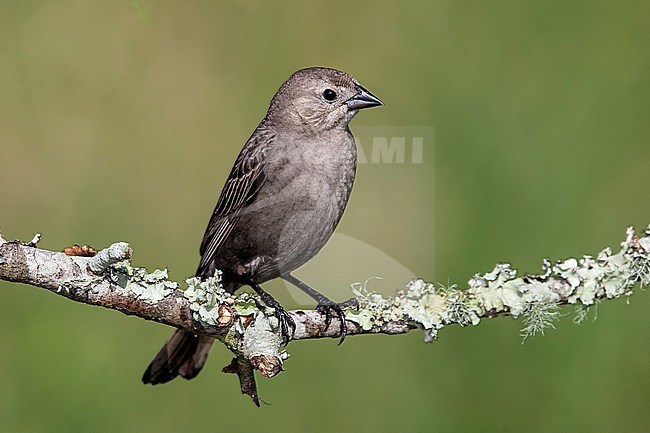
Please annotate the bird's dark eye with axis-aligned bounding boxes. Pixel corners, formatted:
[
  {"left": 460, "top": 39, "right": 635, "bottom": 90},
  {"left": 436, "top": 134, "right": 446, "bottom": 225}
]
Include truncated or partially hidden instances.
[{"left": 322, "top": 89, "right": 337, "bottom": 101}]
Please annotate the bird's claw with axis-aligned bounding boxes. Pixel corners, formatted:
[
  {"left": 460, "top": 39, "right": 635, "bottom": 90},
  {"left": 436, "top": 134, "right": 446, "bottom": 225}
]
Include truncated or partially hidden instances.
[
  {"left": 273, "top": 306, "right": 296, "bottom": 346},
  {"left": 317, "top": 301, "right": 349, "bottom": 345}
]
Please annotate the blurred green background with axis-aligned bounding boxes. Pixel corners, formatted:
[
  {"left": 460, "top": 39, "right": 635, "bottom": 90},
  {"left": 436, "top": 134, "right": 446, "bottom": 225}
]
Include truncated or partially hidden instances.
[{"left": 1, "top": 1, "right": 648, "bottom": 432}]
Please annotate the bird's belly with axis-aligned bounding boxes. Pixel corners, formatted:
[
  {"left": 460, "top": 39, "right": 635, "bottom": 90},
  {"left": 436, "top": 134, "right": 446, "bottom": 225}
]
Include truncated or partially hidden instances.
[{"left": 220, "top": 180, "right": 344, "bottom": 281}]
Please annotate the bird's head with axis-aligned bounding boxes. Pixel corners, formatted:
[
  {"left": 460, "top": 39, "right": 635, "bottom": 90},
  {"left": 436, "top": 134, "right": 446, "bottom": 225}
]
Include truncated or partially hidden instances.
[{"left": 265, "top": 67, "right": 382, "bottom": 134}]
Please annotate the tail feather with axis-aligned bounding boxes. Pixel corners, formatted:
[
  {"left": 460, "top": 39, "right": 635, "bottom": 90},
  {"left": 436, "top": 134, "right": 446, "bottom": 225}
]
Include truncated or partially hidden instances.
[
  {"left": 178, "top": 336, "right": 214, "bottom": 380},
  {"left": 142, "top": 329, "right": 214, "bottom": 385}
]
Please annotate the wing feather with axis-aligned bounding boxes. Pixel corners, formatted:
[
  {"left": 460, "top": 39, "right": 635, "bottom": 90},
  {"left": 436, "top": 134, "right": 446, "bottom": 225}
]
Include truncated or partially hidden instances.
[{"left": 196, "top": 132, "right": 271, "bottom": 277}]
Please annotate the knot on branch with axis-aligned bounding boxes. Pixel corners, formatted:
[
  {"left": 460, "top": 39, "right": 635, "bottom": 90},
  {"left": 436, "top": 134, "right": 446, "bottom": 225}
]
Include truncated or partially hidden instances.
[{"left": 88, "top": 242, "right": 132, "bottom": 274}]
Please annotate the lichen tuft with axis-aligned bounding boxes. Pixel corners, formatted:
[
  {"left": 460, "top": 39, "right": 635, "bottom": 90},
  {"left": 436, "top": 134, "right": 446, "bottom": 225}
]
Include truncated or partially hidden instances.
[{"left": 109, "top": 262, "right": 178, "bottom": 303}]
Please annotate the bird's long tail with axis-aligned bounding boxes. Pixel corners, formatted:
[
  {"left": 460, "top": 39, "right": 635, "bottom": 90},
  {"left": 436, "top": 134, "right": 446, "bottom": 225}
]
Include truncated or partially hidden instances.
[{"left": 142, "top": 329, "right": 214, "bottom": 385}]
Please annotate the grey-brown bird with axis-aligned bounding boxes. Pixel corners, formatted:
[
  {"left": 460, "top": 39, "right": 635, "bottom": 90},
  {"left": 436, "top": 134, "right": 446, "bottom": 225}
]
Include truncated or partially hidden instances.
[{"left": 142, "top": 67, "right": 382, "bottom": 385}]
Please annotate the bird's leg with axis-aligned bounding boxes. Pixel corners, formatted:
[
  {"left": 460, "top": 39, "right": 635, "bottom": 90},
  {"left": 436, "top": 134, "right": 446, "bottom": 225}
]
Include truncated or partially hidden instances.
[
  {"left": 281, "top": 273, "right": 351, "bottom": 345},
  {"left": 243, "top": 276, "right": 295, "bottom": 345}
]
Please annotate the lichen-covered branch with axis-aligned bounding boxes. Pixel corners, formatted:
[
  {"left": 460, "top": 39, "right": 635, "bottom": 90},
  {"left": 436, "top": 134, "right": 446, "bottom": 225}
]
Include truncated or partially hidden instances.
[
  {"left": 349, "top": 226, "right": 649, "bottom": 342},
  {"left": 1, "top": 226, "right": 648, "bottom": 404}
]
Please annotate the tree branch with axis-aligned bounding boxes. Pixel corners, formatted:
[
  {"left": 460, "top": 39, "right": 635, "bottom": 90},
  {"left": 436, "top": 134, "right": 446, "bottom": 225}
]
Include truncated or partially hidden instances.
[{"left": 1, "top": 226, "right": 648, "bottom": 404}]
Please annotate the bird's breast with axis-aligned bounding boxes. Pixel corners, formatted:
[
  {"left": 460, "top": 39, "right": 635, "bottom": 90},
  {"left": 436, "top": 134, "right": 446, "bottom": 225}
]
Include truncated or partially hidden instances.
[
  {"left": 239, "top": 132, "right": 356, "bottom": 276},
  {"left": 264, "top": 132, "right": 357, "bottom": 210}
]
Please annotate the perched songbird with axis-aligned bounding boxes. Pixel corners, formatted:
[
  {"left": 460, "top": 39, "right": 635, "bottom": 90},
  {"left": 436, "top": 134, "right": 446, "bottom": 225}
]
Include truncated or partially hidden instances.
[{"left": 142, "top": 67, "right": 382, "bottom": 385}]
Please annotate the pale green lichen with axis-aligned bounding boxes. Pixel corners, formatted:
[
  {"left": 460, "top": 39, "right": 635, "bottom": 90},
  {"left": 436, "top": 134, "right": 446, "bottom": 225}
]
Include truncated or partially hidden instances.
[
  {"left": 241, "top": 311, "right": 283, "bottom": 360},
  {"left": 401, "top": 280, "right": 447, "bottom": 330},
  {"left": 184, "top": 274, "right": 228, "bottom": 327},
  {"left": 347, "top": 279, "right": 404, "bottom": 331},
  {"left": 109, "top": 261, "right": 177, "bottom": 303},
  {"left": 347, "top": 278, "right": 481, "bottom": 341},
  {"left": 234, "top": 298, "right": 258, "bottom": 316},
  {"left": 469, "top": 264, "right": 527, "bottom": 316},
  {"left": 233, "top": 293, "right": 264, "bottom": 334},
  {"left": 572, "top": 305, "right": 590, "bottom": 324},
  {"left": 183, "top": 274, "right": 265, "bottom": 334},
  {"left": 628, "top": 252, "right": 650, "bottom": 288},
  {"left": 441, "top": 284, "right": 481, "bottom": 327},
  {"left": 520, "top": 302, "right": 560, "bottom": 341},
  {"left": 345, "top": 226, "right": 650, "bottom": 343}
]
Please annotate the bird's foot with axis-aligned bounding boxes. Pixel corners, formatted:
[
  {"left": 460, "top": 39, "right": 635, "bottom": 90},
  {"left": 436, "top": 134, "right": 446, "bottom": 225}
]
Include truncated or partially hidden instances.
[
  {"left": 270, "top": 304, "right": 296, "bottom": 346},
  {"left": 317, "top": 300, "right": 350, "bottom": 345},
  {"left": 279, "top": 273, "right": 355, "bottom": 345},
  {"left": 245, "top": 277, "right": 296, "bottom": 345}
]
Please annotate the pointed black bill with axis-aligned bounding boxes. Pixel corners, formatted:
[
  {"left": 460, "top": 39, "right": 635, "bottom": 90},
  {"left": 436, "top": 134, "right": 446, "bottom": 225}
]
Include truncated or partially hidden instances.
[{"left": 346, "top": 84, "right": 383, "bottom": 110}]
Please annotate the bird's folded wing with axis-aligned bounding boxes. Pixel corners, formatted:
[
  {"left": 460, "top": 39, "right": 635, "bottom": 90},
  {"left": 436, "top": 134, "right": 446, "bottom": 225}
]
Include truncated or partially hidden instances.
[{"left": 197, "top": 132, "right": 271, "bottom": 275}]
